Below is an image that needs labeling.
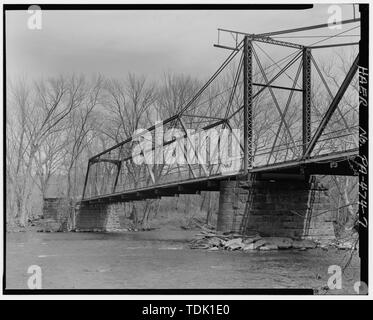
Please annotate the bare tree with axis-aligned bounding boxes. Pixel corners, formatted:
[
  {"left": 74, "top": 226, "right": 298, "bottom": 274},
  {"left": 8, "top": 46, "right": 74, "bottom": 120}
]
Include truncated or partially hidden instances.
[
  {"left": 7, "top": 75, "right": 82, "bottom": 226},
  {"left": 33, "top": 130, "right": 70, "bottom": 199},
  {"left": 64, "top": 75, "right": 104, "bottom": 199},
  {"left": 59, "top": 75, "right": 104, "bottom": 229},
  {"left": 101, "top": 73, "right": 157, "bottom": 229}
]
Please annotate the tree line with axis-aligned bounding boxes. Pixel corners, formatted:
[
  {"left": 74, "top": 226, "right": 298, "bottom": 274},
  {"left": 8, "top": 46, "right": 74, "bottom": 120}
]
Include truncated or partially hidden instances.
[{"left": 6, "top": 51, "right": 359, "bottom": 233}]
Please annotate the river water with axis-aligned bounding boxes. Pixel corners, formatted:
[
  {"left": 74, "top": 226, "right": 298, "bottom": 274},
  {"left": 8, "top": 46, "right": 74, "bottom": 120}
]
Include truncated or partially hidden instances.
[{"left": 5, "top": 229, "right": 361, "bottom": 294}]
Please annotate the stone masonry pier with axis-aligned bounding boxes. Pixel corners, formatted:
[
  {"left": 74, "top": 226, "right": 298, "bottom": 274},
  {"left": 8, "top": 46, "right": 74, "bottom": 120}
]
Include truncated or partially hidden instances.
[
  {"left": 217, "top": 174, "right": 335, "bottom": 241},
  {"left": 75, "top": 202, "right": 122, "bottom": 232}
]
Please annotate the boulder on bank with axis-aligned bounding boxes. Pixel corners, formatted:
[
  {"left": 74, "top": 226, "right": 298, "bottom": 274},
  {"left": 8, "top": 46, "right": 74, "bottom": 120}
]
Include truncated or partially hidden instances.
[
  {"left": 208, "top": 236, "right": 223, "bottom": 247},
  {"left": 335, "top": 238, "right": 358, "bottom": 250},
  {"left": 262, "top": 237, "right": 293, "bottom": 249},
  {"left": 189, "top": 230, "right": 319, "bottom": 252},
  {"left": 243, "top": 236, "right": 262, "bottom": 244},
  {"left": 292, "top": 239, "right": 317, "bottom": 249},
  {"left": 260, "top": 244, "right": 279, "bottom": 250},
  {"left": 223, "top": 238, "right": 243, "bottom": 250},
  {"left": 241, "top": 239, "right": 267, "bottom": 250}
]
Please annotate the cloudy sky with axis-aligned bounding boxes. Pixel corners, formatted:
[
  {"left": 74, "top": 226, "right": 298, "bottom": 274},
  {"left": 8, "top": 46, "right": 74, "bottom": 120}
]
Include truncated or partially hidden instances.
[{"left": 6, "top": 4, "right": 359, "bottom": 81}]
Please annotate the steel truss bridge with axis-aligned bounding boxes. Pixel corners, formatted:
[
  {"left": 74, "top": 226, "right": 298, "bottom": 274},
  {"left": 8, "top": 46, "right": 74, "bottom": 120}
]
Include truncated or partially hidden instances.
[{"left": 81, "top": 18, "right": 360, "bottom": 204}]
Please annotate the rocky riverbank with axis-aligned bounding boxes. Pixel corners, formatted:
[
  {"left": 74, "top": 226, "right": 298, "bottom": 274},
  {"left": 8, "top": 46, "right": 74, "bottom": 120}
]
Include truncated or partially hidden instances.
[{"left": 189, "top": 230, "right": 358, "bottom": 252}]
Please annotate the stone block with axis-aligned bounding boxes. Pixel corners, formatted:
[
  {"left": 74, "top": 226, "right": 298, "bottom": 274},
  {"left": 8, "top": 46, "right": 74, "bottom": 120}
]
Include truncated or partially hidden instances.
[
  {"left": 260, "top": 244, "right": 278, "bottom": 250},
  {"left": 292, "top": 239, "right": 317, "bottom": 249},
  {"left": 263, "top": 237, "right": 293, "bottom": 249}
]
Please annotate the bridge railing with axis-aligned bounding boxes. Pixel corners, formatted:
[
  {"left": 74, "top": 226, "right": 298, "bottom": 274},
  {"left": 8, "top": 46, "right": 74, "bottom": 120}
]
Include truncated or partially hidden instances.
[{"left": 82, "top": 123, "right": 358, "bottom": 199}]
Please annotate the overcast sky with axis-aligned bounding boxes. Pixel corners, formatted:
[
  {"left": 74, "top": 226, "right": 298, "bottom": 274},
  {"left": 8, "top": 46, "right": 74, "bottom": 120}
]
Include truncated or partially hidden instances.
[{"left": 6, "top": 4, "right": 359, "bottom": 81}]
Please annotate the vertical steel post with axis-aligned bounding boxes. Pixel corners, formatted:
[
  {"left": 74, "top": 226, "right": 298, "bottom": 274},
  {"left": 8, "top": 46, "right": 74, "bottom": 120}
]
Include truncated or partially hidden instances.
[
  {"left": 243, "top": 36, "right": 253, "bottom": 174},
  {"left": 302, "top": 47, "right": 312, "bottom": 155}
]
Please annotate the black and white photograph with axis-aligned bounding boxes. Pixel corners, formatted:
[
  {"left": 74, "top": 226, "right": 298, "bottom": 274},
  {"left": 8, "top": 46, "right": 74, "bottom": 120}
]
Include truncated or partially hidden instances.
[{"left": 1, "top": 2, "right": 369, "bottom": 299}]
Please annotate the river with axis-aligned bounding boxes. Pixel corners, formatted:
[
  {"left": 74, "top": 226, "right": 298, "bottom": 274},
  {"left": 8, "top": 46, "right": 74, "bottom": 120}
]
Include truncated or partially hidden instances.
[{"left": 5, "top": 229, "right": 361, "bottom": 294}]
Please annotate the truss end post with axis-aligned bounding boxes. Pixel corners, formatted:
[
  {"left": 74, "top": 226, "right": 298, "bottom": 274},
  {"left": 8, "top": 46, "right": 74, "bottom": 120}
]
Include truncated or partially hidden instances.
[{"left": 302, "top": 47, "right": 312, "bottom": 156}]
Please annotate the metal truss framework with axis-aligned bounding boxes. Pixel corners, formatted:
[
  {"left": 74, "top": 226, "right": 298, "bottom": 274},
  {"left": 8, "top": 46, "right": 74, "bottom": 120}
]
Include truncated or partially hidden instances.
[{"left": 82, "top": 19, "right": 360, "bottom": 201}]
